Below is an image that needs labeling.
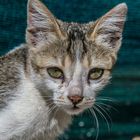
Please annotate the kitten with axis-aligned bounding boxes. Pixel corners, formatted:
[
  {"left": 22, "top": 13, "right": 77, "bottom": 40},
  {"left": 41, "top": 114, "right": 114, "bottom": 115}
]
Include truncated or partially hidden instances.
[
  {"left": 0, "top": 0, "right": 127, "bottom": 139},
  {"left": 133, "top": 137, "right": 140, "bottom": 140}
]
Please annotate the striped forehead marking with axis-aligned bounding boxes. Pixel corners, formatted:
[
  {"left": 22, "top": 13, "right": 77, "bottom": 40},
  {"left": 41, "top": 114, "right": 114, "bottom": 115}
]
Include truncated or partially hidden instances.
[{"left": 66, "top": 24, "right": 87, "bottom": 61}]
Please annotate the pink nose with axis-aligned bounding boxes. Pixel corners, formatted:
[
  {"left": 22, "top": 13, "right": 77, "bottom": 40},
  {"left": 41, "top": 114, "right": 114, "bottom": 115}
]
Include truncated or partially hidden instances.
[{"left": 68, "top": 95, "right": 83, "bottom": 105}]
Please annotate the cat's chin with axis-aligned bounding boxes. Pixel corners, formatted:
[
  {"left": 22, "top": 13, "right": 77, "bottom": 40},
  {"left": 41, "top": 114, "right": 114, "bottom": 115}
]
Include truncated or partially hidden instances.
[{"left": 64, "top": 107, "right": 84, "bottom": 115}]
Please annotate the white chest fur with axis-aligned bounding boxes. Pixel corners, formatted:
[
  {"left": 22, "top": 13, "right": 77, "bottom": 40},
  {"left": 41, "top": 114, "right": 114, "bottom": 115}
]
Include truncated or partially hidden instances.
[{"left": 0, "top": 78, "right": 71, "bottom": 140}]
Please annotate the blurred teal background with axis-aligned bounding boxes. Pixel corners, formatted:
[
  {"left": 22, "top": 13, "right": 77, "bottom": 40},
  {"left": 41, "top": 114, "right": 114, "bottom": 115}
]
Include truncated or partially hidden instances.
[{"left": 0, "top": 0, "right": 140, "bottom": 140}]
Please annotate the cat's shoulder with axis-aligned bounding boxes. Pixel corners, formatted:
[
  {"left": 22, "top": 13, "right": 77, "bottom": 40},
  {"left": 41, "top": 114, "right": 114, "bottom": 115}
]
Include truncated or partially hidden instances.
[
  {"left": 0, "top": 44, "right": 28, "bottom": 93},
  {"left": 0, "top": 44, "right": 28, "bottom": 65}
]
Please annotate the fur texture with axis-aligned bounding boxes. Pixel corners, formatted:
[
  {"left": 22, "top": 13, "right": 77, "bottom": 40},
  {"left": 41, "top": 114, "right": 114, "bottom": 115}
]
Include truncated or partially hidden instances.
[{"left": 0, "top": 0, "right": 127, "bottom": 139}]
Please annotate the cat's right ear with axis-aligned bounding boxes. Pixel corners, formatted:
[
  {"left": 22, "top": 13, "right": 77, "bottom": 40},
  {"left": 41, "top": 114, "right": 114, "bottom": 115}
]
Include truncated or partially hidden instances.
[{"left": 26, "top": 0, "right": 65, "bottom": 47}]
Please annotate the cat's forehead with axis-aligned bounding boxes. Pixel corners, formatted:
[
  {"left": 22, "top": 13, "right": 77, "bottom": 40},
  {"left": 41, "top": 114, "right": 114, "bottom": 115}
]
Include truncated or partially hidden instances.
[
  {"left": 66, "top": 23, "right": 88, "bottom": 40},
  {"left": 61, "top": 23, "right": 90, "bottom": 60},
  {"left": 31, "top": 22, "right": 112, "bottom": 69}
]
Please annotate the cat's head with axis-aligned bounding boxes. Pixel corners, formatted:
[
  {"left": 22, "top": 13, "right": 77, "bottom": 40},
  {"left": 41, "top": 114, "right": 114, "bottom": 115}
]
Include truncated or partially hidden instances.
[{"left": 26, "top": 0, "right": 127, "bottom": 115}]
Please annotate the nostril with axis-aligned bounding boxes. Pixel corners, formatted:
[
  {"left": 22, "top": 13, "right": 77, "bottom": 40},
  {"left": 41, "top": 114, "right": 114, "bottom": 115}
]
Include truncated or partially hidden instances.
[{"left": 68, "top": 95, "right": 83, "bottom": 105}]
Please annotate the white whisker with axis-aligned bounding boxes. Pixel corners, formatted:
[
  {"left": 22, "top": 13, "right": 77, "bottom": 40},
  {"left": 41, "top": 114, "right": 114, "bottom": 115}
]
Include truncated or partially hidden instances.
[
  {"left": 95, "top": 104, "right": 112, "bottom": 124},
  {"left": 89, "top": 108, "right": 99, "bottom": 140},
  {"left": 94, "top": 104, "right": 111, "bottom": 132},
  {"left": 96, "top": 101, "right": 118, "bottom": 112},
  {"left": 96, "top": 97, "right": 118, "bottom": 104}
]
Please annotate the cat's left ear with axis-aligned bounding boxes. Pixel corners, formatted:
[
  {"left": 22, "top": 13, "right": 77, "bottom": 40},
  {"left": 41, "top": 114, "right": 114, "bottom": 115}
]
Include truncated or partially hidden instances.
[
  {"left": 88, "top": 3, "right": 127, "bottom": 53},
  {"left": 26, "top": 0, "right": 65, "bottom": 47}
]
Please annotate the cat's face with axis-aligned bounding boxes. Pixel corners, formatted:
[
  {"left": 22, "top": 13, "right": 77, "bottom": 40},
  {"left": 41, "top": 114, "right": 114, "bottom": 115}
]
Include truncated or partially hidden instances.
[
  {"left": 26, "top": 0, "right": 127, "bottom": 115},
  {"left": 39, "top": 54, "right": 111, "bottom": 115}
]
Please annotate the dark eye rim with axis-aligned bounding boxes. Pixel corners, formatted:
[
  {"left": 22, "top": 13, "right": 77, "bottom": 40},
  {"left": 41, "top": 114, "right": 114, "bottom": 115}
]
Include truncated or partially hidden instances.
[
  {"left": 47, "top": 67, "right": 64, "bottom": 79},
  {"left": 88, "top": 68, "right": 104, "bottom": 80}
]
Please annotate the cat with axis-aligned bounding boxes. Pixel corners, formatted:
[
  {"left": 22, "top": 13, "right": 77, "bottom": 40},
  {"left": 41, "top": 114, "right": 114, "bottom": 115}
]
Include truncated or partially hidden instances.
[
  {"left": 0, "top": 0, "right": 127, "bottom": 139},
  {"left": 133, "top": 137, "right": 140, "bottom": 140}
]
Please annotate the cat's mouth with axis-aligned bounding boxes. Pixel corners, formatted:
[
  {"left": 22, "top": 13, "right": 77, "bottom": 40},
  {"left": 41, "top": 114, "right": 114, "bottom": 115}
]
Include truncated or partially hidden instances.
[
  {"left": 72, "top": 105, "right": 80, "bottom": 110},
  {"left": 57, "top": 101, "right": 95, "bottom": 115},
  {"left": 55, "top": 98, "right": 95, "bottom": 115},
  {"left": 64, "top": 105, "right": 84, "bottom": 115}
]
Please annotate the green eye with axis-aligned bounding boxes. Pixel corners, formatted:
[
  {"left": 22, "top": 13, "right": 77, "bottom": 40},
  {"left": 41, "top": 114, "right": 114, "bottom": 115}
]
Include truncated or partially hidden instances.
[
  {"left": 47, "top": 67, "right": 64, "bottom": 79},
  {"left": 88, "top": 68, "right": 104, "bottom": 80}
]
